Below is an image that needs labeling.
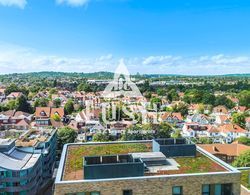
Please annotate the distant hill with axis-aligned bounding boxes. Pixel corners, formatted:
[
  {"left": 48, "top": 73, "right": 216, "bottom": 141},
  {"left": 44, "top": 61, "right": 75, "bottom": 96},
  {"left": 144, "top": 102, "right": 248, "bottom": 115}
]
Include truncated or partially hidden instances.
[
  {"left": 0, "top": 71, "right": 115, "bottom": 79},
  {"left": 0, "top": 71, "right": 249, "bottom": 79}
]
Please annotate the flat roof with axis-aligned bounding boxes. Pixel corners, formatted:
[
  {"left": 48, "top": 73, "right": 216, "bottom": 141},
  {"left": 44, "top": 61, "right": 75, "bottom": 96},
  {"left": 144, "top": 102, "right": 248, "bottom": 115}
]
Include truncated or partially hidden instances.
[
  {"left": 0, "top": 138, "right": 15, "bottom": 146},
  {"left": 56, "top": 140, "right": 239, "bottom": 183},
  {"left": 16, "top": 129, "right": 55, "bottom": 147},
  {"left": 0, "top": 149, "right": 40, "bottom": 170}
]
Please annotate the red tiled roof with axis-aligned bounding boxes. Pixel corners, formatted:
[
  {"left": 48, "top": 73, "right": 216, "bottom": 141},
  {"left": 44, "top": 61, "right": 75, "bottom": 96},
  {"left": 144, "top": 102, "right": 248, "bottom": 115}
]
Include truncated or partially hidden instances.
[
  {"left": 161, "top": 112, "right": 183, "bottom": 121},
  {"left": 199, "top": 144, "right": 250, "bottom": 156},
  {"left": 35, "top": 107, "right": 64, "bottom": 118},
  {"left": 7, "top": 92, "right": 23, "bottom": 98},
  {"left": 218, "top": 124, "right": 247, "bottom": 134}
]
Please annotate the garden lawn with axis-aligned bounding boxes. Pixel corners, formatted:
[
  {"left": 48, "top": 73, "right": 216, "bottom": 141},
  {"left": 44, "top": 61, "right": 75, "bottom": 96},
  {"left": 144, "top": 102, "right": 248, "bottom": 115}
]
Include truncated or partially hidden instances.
[{"left": 63, "top": 142, "right": 152, "bottom": 180}]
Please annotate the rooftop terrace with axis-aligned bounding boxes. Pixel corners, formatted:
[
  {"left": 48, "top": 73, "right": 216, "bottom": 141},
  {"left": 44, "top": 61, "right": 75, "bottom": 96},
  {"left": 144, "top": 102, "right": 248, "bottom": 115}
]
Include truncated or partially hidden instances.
[
  {"left": 15, "top": 128, "right": 55, "bottom": 147},
  {"left": 60, "top": 139, "right": 230, "bottom": 181}
]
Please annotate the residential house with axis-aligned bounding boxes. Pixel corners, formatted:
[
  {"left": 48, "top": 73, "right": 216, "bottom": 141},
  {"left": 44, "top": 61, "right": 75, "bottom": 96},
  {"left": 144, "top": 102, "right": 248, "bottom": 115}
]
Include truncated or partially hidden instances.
[
  {"left": 186, "top": 113, "right": 210, "bottom": 125},
  {"left": 215, "top": 115, "right": 231, "bottom": 125},
  {"left": 0, "top": 110, "right": 32, "bottom": 130},
  {"left": 212, "top": 105, "right": 228, "bottom": 115},
  {"left": 6, "top": 92, "right": 23, "bottom": 100},
  {"left": 75, "top": 109, "right": 102, "bottom": 129},
  {"left": 199, "top": 143, "right": 250, "bottom": 164},
  {"left": 108, "top": 120, "right": 135, "bottom": 137},
  {"left": 227, "top": 96, "right": 239, "bottom": 106},
  {"left": 231, "top": 106, "right": 247, "bottom": 113},
  {"left": 217, "top": 124, "right": 249, "bottom": 143},
  {"left": 35, "top": 107, "right": 64, "bottom": 129},
  {"left": 182, "top": 123, "right": 210, "bottom": 138},
  {"left": 188, "top": 104, "right": 200, "bottom": 115},
  {"left": 160, "top": 112, "right": 184, "bottom": 127}
]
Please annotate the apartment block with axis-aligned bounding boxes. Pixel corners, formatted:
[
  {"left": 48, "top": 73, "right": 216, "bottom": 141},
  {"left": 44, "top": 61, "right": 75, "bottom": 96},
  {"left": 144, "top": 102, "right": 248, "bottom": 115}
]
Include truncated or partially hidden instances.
[
  {"left": 0, "top": 128, "right": 57, "bottom": 195},
  {"left": 54, "top": 138, "right": 241, "bottom": 195}
]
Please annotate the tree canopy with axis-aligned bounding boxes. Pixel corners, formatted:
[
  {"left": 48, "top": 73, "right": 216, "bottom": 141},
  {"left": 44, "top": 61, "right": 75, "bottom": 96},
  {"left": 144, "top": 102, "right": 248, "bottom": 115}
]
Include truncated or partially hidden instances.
[
  {"left": 233, "top": 150, "right": 250, "bottom": 167},
  {"left": 57, "top": 127, "right": 77, "bottom": 150}
]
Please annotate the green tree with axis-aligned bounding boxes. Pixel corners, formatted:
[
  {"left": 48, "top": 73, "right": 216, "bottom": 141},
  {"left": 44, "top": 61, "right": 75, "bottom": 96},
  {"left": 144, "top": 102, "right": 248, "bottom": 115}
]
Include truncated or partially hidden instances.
[
  {"left": 6, "top": 100, "right": 17, "bottom": 110},
  {"left": 64, "top": 99, "right": 75, "bottom": 115},
  {"left": 49, "top": 88, "right": 57, "bottom": 95},
  {"left": 77, "top": 83, "right": 92, "bottom": 92},
  {"left": 167, "top": 89, "right": 179, "bottom": 102},
  {"left": 5, "top": 84, "right": 29, "bottom": 97},
  {"left": 53, "top": 98, "right": 61, "bottom": 108},
  {"left": 236, "top": 137, "right": 250, "bottom": 146},
  {"left": 238, "top": 90, "right": 250, "bottom": 108},
  {"left": 0, "top": 104, "right": 7, "bottom": 112},
  {"left": 197, "top": 104, "right": 205, "bottom": 114},
  {"left": 150, "top": 97, "right": 161, "bottom": 110},
  {"left": 157, "top": 88, "right": 166, "bottom": 96},
  {"left": 5, "top": 83, "right": 19, "bottom": 96},
  {"left": 34, "top": 98, "right": 49, "bottom": 107},
  {"left": 197, "top": 137, "right": 213, "bottom": 144},
  {"left": 232, "top": 150, "right": 250, "bottom": 167},
  {"left": 214, "top": 95, "right": 235, "bottom": 109},
  {"left": 57, "top": 127, "right": 77, "bottom": 150},
  {"left": 93, "top": 132, "right": 110, "bottom": 142},
  {"left": 232, "top": 113, "right": 246, "bottom": 128},
  {"left": 155, "top": 123, "right": 172, "bottom": 138},
  {"left": 16, "top": 95, "right": 32, "bottom": 113},
  {"left": 144, "top": 92, "right": 152, "bottom": 99},
  {"left": 171, "top": 130, "right": 182, "bottom": 139},
  {"left": 183, "top": 89, "right": 203, "bottom": 104},
  {"left": 172, "top": 103, "right": 188, "bottom": 116},
  {"left": 202, "top": 93, "right": 215, "bottom": 105}
]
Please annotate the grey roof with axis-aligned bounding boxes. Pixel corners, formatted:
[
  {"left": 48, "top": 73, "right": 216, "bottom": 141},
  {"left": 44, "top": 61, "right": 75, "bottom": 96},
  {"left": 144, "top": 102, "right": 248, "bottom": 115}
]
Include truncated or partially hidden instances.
[{"left": 0, "top": 149, "right": 40, "bottom": 170}]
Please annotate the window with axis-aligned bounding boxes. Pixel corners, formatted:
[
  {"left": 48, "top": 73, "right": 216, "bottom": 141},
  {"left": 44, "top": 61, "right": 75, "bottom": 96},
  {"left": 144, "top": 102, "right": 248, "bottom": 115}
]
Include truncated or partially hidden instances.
[
  {"left": 123, "top": 190, "right": 132, "bottom": 195},
  {"left": 202, "top": 185, "right": 210, "bottom": 195},
  {"left": 215, "top": 184, "right": 221, "bottom": 195},
  {"left": 172, "top": 186, "right": 183, "bottom": 195},
  {"left": 90, "top": 192, "right": 100, "bottom": 195},
  {"left": 202, "top": 184, "right": 232, "bottom": 195}
]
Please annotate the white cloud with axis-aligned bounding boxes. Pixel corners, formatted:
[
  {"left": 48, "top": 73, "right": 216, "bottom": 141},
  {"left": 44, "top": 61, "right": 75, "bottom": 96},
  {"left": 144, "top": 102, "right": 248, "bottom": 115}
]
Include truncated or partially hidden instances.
[
  {"left": 0, "top": 44, "right": 113, "bottom": 73},
  {"left": 98, "top": 54, "right": 113, "bottom": 61},
  {"left": 0, "top": 0, "right": 27, "bottom": 8},
  {"left": 143, "top": 55, "right": 181, "bottom": 66},
  {"left": 56, "top": 0, "right": 90, "bottom": 7},
  {"left": 0, "top": 43, "right": 250, "bottom": 75}
]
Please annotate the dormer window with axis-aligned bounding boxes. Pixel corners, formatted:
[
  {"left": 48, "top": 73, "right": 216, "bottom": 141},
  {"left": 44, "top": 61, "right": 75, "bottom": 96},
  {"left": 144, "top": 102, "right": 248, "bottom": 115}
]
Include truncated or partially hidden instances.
[
  {"left": 40, "top": 111, "right": 46, "bottom": 116},
  {"left": 54, "top": 111, "right": 59, "bottom": 116}
]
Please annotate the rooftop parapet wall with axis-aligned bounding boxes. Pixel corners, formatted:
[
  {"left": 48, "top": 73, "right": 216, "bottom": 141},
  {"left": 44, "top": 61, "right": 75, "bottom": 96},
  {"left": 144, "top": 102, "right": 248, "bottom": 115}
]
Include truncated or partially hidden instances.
[
  {"left": 84, "top": 154, "right": 144, "bottom": 179},
  {"left": 153, "top": 138, "right": 196, "bottom": 157}
]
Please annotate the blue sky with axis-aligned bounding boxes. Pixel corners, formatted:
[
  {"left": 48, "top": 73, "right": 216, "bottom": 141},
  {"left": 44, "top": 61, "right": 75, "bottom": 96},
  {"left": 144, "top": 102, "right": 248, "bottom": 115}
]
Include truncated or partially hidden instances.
[{"left": 0, "top": 0, "right": 250, "bottom": 75}]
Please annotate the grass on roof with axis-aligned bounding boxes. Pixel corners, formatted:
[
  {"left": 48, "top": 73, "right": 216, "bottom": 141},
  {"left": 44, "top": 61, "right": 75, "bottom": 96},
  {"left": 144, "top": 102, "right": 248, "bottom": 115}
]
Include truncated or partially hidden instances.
[
  {"left": 174, "top": 152, "right": 226, "bottom": 173},
  {"left": 63, "top": 142, "right": 151, "bottom": 180},
  {"left": 145, "top": 152, "right": 226, "bottom": 176},
  {"left": 241, "top": 170, "right": 250, "bottom": 190}
]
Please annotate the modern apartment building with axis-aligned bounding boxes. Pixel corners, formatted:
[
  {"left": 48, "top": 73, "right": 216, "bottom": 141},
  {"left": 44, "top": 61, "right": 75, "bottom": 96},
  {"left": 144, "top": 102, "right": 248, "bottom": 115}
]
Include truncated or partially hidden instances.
[
  {"left": 54, "top": 138, "right": 241, "bottom": 195},
  {"left": 0, "top": 128, "right": 57, "bottom": 195},
  {"left": 0, "top": 138, "right": 43, "bottom": 195},
  {"left": 16, "top": 128, "right": 57, "bottom": 181}
]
